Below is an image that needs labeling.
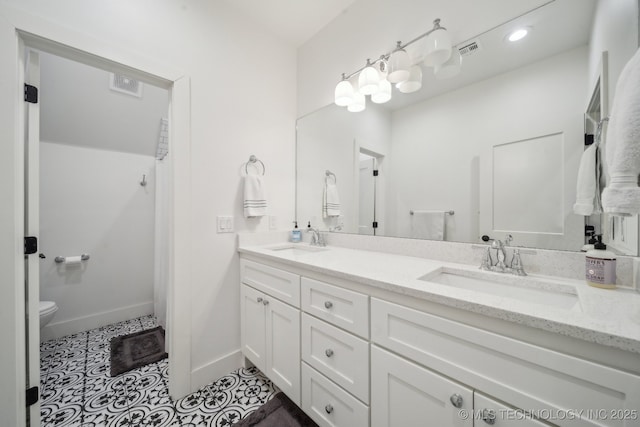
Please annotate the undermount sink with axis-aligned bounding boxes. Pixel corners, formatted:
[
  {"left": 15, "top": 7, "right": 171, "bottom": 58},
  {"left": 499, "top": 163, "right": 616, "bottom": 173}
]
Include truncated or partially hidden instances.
[
  {"left": 268, "top": 244, "right": 328, "bottom": 256},
  {"left": 419, "top": 267, "right": 581, "bottom": 312}
]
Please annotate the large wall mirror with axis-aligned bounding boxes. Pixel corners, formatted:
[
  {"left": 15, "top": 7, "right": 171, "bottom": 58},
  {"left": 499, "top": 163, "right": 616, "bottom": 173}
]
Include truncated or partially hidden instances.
[{"left": 296, "top": 0, "right": 640, "bottom": 255}]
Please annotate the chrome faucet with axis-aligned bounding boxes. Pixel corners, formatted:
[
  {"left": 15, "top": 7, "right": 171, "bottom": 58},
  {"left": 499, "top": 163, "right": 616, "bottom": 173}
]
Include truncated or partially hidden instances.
[
  {"left": 308, "top": 227, "right": 326, "bottom": 247},
  {"left": 480, "top": 234, "right": 526, "bottom": 276}
]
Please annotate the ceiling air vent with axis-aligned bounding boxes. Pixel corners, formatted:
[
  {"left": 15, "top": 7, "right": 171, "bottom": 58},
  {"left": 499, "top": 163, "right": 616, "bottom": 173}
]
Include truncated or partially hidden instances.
[
  {"left": 109, "top": 73, "right": 143, "bottom": 97},
  {"left": 458, "top": 40, "right": 481, "bottom": 57}
]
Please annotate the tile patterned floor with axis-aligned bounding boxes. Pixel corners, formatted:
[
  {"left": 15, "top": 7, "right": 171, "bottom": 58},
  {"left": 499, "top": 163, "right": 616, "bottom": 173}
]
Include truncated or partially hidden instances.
[{"left": 40, "top": 315, "right": 279, "bottom": 426}]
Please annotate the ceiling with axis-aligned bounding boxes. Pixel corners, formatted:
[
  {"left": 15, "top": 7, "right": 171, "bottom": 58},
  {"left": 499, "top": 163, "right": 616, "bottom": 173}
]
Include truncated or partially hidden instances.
[{"left": 218, "top": 0, "right": 359, "bottom": 46}]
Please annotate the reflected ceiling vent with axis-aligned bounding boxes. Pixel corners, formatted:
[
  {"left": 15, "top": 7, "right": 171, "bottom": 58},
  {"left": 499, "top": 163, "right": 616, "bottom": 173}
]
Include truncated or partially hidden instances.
[
  {"left": 109, "top": 73, "right": 143, "bottom": 97},
  {"left": 458, "top": 40, "right": 481, "bottom": 57}
]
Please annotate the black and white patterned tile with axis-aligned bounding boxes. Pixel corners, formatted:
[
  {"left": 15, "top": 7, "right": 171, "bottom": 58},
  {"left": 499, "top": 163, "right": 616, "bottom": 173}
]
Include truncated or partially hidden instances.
[{"left": 41, "top": 316, "right": 279, "bottom": 426}]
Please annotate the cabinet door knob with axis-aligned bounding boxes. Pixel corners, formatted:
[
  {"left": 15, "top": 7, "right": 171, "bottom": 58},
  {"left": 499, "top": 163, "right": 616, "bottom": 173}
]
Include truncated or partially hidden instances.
[
  {"left": 324, "top": 301, "right": 333, "bottom": 309},
  {"left": 257, "top": 297, "right": 263, "bottom": 303},
  {"left": 325, "top": 349, "right": 334, "bottom": 357},
  {"left": 482, "top": 409, "right": 496, "bottom": 425},
  {"left": 324, "top": 404, "right": 334, "bottom": 414},
  {"left": 262, "top": 299, "right": 269, "bottom": 305},
  {"left": 449, "top": 393, "right": 463, "bottom": 408}
]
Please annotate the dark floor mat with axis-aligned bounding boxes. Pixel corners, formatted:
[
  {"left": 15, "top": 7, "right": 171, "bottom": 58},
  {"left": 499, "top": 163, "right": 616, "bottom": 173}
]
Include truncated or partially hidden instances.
[
  {"left": 233, "top": 392, "right": 318, "bottom": 427},
  {"left": 110, "top": 326, "right": 168, "bottom": 376}
]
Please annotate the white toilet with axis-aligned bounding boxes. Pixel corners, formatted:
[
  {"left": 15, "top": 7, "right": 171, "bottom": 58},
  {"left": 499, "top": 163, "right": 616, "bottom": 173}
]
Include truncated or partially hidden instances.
[{"left": 39, "top": 301, "right": 58, "bottom": 329}]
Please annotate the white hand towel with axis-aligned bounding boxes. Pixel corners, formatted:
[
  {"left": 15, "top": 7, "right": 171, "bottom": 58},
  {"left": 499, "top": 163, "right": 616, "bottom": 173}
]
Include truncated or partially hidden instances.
[
  {"left": 573, "top": 144, "right": 601, "bottom": 216},
  {"left": 323, "top": 182, "right": 341, "bottom": 218},
  {"left": 411, "top": 210, "right": 445, "bottom": 240},
  {"left": 243, "top": 175, "right": 267, "bottom": 218},
  {"left": 602, "top": 47, "right": 640, "bottom": 215}
]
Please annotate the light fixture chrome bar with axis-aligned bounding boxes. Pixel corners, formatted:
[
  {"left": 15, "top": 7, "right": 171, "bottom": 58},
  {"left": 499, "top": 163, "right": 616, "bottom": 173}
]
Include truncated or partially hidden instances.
[{"left": 341, "top": 18, "right": 445, "bottom": 81}]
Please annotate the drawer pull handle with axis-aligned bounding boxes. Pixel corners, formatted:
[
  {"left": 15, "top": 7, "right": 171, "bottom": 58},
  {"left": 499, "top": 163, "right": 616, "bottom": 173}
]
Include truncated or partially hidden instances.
[
  {"left": 257, "top": 297, "right": 263, "bottom": 303},
  {"left": 324, "top": 301, "right": 333, "bottom": 309},
  {"left": 325, "top": 349, "right": 334, "bottom": 357},
  {"left": 482, "top": 409, "right": 496, "bottom": 425},
  {"left": 262, "top": 299, "right": 269, "bottom": 306},
  {"left": 449, "top": 393, "right": 463, "bottom": 408},
  {"left": 325, "top": 404, "right": 334, "bottom": 414}
]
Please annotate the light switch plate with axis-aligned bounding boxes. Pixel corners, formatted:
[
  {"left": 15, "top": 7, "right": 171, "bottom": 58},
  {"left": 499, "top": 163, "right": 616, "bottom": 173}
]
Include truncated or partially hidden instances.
[
  {"left": 217, "top": 216, "right": 234, "bottom": 233},
  {"left": 269, "top": 215, "right": 278, "bottom": 230}
]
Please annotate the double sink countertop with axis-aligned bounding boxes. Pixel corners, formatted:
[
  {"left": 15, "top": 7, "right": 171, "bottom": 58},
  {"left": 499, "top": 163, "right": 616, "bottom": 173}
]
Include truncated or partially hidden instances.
[{"left": 238, "top": 242, "right": 640, "bottom": 354}]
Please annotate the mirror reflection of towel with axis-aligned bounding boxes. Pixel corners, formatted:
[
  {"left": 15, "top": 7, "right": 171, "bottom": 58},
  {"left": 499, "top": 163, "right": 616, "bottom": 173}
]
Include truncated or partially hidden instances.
[
  {"left": 323, "top": 182, "right": 341, "bottom": 217},
  {"left": 244, "top": 175, "right": 267, "bottom": 218},
  {"left": 411, "top": 210, "right": 445, "bottom": 240}
]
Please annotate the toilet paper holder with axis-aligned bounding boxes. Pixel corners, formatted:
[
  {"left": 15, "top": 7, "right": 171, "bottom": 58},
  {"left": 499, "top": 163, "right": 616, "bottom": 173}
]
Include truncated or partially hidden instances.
[{"left": 54, "top": 254, "right": 90, "bottom": 263}]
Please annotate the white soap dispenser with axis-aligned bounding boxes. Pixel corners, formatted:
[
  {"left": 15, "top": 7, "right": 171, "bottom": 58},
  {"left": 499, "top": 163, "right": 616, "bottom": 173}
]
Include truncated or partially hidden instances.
[{"left": 585, "top": 235, "right": 617, "bottom": 289}]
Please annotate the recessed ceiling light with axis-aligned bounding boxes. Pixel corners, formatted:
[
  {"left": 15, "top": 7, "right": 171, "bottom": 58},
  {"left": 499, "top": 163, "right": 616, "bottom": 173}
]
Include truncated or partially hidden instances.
[{"left": 507, "top": 28, "right": 529, "bottom": 42}]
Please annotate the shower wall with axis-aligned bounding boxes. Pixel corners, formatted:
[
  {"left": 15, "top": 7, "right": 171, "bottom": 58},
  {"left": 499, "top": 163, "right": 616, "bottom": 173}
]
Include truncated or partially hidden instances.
[{"left": 39, "top": 141, "right": 156, "bottom": 340}]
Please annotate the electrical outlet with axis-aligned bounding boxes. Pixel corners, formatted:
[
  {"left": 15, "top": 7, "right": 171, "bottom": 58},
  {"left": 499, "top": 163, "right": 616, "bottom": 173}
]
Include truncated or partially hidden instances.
[
  {"left": 269, "top": 215, "right": 278, "bottom": 230},
  {"left": 217, "top": 216, "right": 234, "bottom": 233}
]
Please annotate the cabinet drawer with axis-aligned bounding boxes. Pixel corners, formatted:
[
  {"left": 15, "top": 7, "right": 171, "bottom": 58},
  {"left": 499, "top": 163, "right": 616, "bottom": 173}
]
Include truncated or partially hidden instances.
[
  {"left": 371, "top": 345, "right": 473, "bottom": 427},
  {"left": 240, "top": 259, "right": 300, "bottom": 307},
  {"left": 371, "top": 298, "right": 640, "bottom": 427},
  {"left": 301, "top": 363, "right": 369, "bottom": 427},
  {"left": 474, "top": 392, "right": 551, "bottom": 427},
  {"left": 301, "top": 277, "right": 369, "bottom": 338},
  {"left": 302, "top": 314, "right": 369, "bottom": 403}
]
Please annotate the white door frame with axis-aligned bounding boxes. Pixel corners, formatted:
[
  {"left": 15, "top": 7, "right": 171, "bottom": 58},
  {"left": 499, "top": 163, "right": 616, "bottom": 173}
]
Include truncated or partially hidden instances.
[{"left": 0, "top": 7, "right": 192, "bottom": 425}]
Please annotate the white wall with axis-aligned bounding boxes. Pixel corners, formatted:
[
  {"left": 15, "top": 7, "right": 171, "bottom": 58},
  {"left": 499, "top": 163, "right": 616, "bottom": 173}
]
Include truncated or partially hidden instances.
[
  {"left": 39, "top": 142, "right": 156, "bottom": 339},
  {"left": 588, "top": 0, "right": 639, "bottom": 109},
  {"left": 0, "top": 0, "right": 297, "bottom": 391},
  {"left": 388, "top": 47, "right": 587, "bottom": 250}
]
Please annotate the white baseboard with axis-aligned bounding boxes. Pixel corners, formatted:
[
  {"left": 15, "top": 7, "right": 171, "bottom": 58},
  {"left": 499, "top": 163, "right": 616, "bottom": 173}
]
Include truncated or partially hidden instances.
[
  {"left": 40, "top": 301, "right": 154, "bottom": 341},
  {"left": 190, "top": 349, "right": 244, "bottom": 392}
]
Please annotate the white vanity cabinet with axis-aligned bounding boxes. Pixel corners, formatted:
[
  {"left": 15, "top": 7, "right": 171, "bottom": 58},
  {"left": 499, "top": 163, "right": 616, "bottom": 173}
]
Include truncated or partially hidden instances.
[
  {"left": 371, "top": 297, "right": 640, "bottom": 427},
  {"left": 240, "top": 260, "right": 301, "bottom": 405},
  {"left": 239, "top": 254, "right": 640, "bottom": 427},
  {"left": 300, "top": 277, "right": 371, "bottom": 427}
]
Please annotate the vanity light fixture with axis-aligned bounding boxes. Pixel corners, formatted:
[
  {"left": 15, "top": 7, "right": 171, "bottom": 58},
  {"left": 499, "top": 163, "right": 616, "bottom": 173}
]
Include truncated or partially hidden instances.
[
  {"left": 396, "top": 65, "right": 423, "bottom": 93},
  {"left": 347, "top": 91, "right": 366, "bottom": 112},
  {"left": 434, "top": 46, "right": 462, "bottom": 79},
  {"left": 358, "top": 59, "right": 381, "bottom": 95},
  {"left": 372, "top": 79, "right": 392, "bottom": 104},
  {"left": 334, "top": 74, "right": 355, "bottom": 106},
  {"left": 333, "top": 18, "right": 456, "bottom": 112},
  {"left": 423, "top": 19, "right": 452, "bottom": 67}
]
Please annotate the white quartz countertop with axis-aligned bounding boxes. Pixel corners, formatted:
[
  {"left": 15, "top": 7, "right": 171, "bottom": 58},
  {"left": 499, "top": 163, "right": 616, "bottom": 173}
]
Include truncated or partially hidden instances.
[{"left": 238, "top": 243, "right": 640, "bottom": 354}]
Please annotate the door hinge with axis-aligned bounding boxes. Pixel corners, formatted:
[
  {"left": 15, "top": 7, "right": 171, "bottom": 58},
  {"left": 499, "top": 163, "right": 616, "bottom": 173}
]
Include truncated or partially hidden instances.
[
  {"left": 24, "top": 84, "right": 38, "bottom": 103},
  {"left": 373, "top": 170, "right": 379, "bottom": 176},
  {"left": 584, "top": 134, "right": 594, "bottom": 146},
  {"left": 26, "top": 386, "right": 39, "bottom": 407},
  {"left": 372, "top": 221, "right": 378, "bottom": 229},
  {"left": 24, "top": 236, "right": 38, "bottom": 255}
]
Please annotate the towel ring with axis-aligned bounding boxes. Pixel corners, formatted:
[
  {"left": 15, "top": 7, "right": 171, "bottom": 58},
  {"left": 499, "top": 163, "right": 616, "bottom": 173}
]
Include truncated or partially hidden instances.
[
  {"left": 245, "top": 155, "right": 265, "bottom": 176},
  {"left": 325, "top": 170, "right": 337, "bottom": 184}
]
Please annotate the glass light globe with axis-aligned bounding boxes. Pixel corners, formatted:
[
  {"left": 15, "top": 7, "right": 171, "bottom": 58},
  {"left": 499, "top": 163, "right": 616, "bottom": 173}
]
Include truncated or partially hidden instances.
[
  {"left": 334, "top": 78, "right": 354, "bottom": 106},
  {"left": 423, "top": 27, "right": 452, "bottom": 67},
  {"left": 358, "top": 60, "right": 380, "bottom": 95},
  {"left": 348, "top": 91, "right": 366, "bottom": 112},
  {"left": 396, "top": 65, "right": 422, "bottom": 93},
  {"left": 388, "top": 42, "right": 411, "bottom": 83},
  {"left": 434, "top": 47, "right": 462, "bottom": 79},
  {"left": 372, "top": 79, "right": 392, "bottom": 104}
]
